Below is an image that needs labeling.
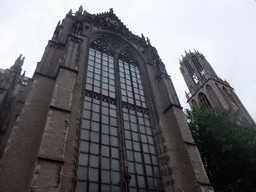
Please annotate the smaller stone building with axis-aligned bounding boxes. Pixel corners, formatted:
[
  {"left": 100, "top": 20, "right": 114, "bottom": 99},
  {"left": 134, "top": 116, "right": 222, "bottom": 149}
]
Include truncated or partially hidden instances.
[{"left": 0, "top": 55, "right": 31, "bottom": 156}]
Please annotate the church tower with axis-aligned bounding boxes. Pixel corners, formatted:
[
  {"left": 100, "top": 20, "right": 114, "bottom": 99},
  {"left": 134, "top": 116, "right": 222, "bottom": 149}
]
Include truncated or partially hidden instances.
[
  {"left": 180, "top": 50, "right": 254, "bottom": 124},
  {"left": 0, "top": 7, "right": 213, "bottom": 192}
]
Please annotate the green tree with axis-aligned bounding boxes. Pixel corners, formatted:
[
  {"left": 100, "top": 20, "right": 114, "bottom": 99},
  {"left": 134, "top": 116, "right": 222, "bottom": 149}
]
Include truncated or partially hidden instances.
[{"left": 185, "top": 106, "right": 256, "bottom": 192}]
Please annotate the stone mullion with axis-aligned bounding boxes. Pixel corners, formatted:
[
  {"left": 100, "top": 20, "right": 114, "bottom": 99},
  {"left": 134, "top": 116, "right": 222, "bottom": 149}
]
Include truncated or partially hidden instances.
[{"left": 114, "top": 53, "right": 128, "bottom": 191}]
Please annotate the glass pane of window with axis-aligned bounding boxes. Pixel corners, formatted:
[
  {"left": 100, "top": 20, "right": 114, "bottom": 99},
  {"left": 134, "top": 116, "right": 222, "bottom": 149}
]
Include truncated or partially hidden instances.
[
  {"left": 80, "top": 141, "right": 89, "bottom": 153},
  {"left": 146, "top": 127, "right": 152, "bottom": 135},
  {"left": 111, "top": 147, "right": 119, "bottom": 159},
  {"left": 102, "top": 107, "right": 108, "bottom": 115},
  {"left": 133, "top": 142, "right": 140, "bottom": 151},
  {"left": 110, "top": 118, "right": 117, "bottom": 126},
  {"left": 90, "top": 155, "right": 99, "bottom": 168},
  {"left": 102, "top": 77, "right": 108, "bottom": 83},
  {"left": 90, "top": 168, "right": 99, "bottom": 181},
  {"left": 148, "top": 136, "right": 154, "bottom": 144},
  {"left": 112, "top": 186, "right": 121, "bottom": 191},
  {"left": 85, "top": 84, "right": 92, "bottom": 91},
  {"left": 146, "top": 165, "right": 153, "bottom": 176},
  {"left": 102, "top": 115, "right": 109, "bottom": 124},
  {"left": 79, "top": 153, "right": 88, "bottom": 166},
  {"left": 132, "top": 132, "right": 139, "bottom": 141},
  {"left": 141, "top": 134, "right": 147, "bottom": 143},
  {"left": 101, "top": 157, "right": 110, "bottom": 169},
  {"left": 126, "top": 140, "right": 132, "bottom": 150},
  {"left": 145, "top": 119, "right": 150, "bottom": 126},
  {"left": 92, "top": 112, "right": 100, "bottom": 121},
  {"left": 102, "top": 66, "right": 108, "bottom": 71},
  {"left": 84, "top": 101, "right": 91, "bottom": 109},
  {"left": 110, "top": 136, "right": 118, "bottom": 147},
  {"left": 82, "top": 120, "right": 90, "bottom": 130},
  {"left": 110, "top": 127, "right": 117, "bottom": 136},
  {"left": 101, "top": 170, "right": 110, "bottom": 183},
  {"left": 138, "top": 176, "right": 146, "bottom": 188},
  {"left": 123, "top": 113, "right": 129, "bottom": 121},
  {"left": 109, "top": 79, "right": 115, "bottom": 85},
  {"left": 136, "top": 163, "right": 144, "bottom": 175},
  {"left": 102, "top": 124, "right": 109, "bottom": 134},
  {"left": 154, "top": 166, "right": 161, "bottom": 177},
  {"left": 135, "top": 152, "right": 142, "bottom": 163},
  {"left": 125, "top": 130, "right": 131, "bottom": 139},
  {"left": 149, "top": 145, "right": 156, "bottom": 154},
  {"left": 90, "top": 143, "right": 99, "bottom": 155},
  {"left": 109, "top": 92, "right": 115, "bottom": 98},
  {"left": 124, "top": 121, "right": 129, "bottom": 130},
  {"left": 127, "top": 150, "right": 134, "bottom": 161},
  {"left": 147, "top": 177, "right": 155, "bottom": 189},
  {"left": 89, "top": 182, "right": 98, "bottom": 191},
  {"left": 91, "top": 132, "right": 99, "bottom": 143},
  {"left": 112, "top": 171, "right": 120, "bottom": 184},
  {"left": 91, "top": 122, "right": 99, "bottom": 132},
  {"left": 102, "top": 185, "right": 111, "bottom": 192},
  {"left": 128, "top": 162, "right": 135, "bottom": 173},
  {"left": 130, "top": 175, "right": 136, "bottom": 187},
  {"left": 144, "top": 154, "right": 151, "bottom": 164},
  {"left": 81, "top": 130, "right": 89, "bottom": 141},
  {"left": 77, "top": 181, "right": 87, "bottom": 192},
  {"left": 102, "top": 89, "right": 108, "bottom": 96},
  {"left": 78, "top": 166, "right": 87, "bottom": 181},
  {"left": 102, "top": 134, "right": 109, "bottom": 145},
  {"left": 111, "top": 159, "right": 119, "bottom": 171},
  {"left": 102, "top": 146, "right": 109, "bottom": 157},
  {"left": 142, "top": 144, "right": 149, "bottom": 153},
  {"left": 139, "top": 125, "right": 146, "bottom": 134},
  {"left": 83, "top": 110, "right": 91, "bottom": 119},
  {"left": 95, "top": 74, "right": 100, "bottom": 80},
  {"left": 131, "top": 123, "right": 138, "bottom": 132},
  {"left": 102, "top": 90, "right": 108, "bottom": 97},
  {"left": 87, "top": 71, "right": 93, "bottom": 78}
]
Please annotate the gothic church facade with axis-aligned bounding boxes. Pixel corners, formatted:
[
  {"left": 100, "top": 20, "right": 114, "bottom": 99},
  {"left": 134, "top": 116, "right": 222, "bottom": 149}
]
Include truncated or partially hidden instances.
[{"left": 0, "top": 7, "right": 213, "bottom": 192}]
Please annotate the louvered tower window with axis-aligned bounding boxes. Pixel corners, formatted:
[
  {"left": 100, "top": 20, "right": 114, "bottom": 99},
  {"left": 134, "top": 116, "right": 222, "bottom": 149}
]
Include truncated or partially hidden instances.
[
  {"left": 198, "top": 92, "right": 211, "bottom": 108},
  {"left": 192, "top": 56, "right": 203, "bottom": 73},
  {"left": 184, "top": 60, "right": 194, "bottom": 77}
]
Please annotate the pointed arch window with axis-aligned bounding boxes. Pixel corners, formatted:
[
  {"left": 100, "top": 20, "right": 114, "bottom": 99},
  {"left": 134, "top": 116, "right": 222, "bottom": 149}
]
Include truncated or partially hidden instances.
[{"left": 77, "top": 38, "right": 163, "bottom": 192}]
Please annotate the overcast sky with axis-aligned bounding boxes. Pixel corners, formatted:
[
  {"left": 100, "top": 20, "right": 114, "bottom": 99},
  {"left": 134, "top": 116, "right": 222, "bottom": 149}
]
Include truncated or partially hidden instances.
[{"left": 0, "top": 0, "right": 255, "bottom": 121}]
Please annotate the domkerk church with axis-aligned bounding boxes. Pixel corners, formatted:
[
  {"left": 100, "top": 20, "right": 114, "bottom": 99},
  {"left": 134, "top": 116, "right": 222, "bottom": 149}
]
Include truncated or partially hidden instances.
[{"left": 0, "top": 6, "right": 253, "bottom": 192}]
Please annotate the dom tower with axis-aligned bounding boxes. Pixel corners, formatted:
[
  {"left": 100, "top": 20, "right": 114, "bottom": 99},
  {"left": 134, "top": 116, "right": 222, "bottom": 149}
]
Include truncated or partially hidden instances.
[
  {"left": 0, "top": 7, "right": 213, "bottom": 192},
  {"left": 180, "top": 50, "right": 254, "bottom": 124}
]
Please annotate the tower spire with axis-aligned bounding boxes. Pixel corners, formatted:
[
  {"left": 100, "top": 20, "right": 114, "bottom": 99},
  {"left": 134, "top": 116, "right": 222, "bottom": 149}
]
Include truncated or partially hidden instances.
[{"left": 11, "top": 54, "right": 24, "bottom": 72}]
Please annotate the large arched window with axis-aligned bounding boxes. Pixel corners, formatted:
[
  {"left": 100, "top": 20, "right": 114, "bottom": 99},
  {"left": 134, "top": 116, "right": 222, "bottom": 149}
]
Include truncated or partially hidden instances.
[{"left": 77, "top": 37, "right": 163, "bottom": 192}]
